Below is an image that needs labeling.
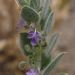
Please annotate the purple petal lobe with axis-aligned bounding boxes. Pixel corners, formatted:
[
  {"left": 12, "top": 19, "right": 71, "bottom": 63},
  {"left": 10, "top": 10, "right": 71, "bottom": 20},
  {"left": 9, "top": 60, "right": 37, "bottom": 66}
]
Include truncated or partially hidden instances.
[
  {"left": 31, "top": 38, "right": 37, "bottom": 46},
  {"left": 17, "top": 18, "right": 26, "bottom": 30},
  {"left": 26, "top": 69, "right": 38, "bottom": 75},
  {"left": 28, "top": 30, "right": 41, "bottom": 46}
]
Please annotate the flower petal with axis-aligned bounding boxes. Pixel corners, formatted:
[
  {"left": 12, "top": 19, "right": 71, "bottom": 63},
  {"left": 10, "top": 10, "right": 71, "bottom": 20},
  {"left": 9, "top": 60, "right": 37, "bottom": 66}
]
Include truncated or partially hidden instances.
[
  {"left": 26, "top": 69, "right": 38, "bottom": 75},
  {"left": 28, "top": 31, "right": 34, "bottom": 38},
  {"left": 28, "top": 30, "right": 41, "bottom": 46},
  {"left": 17, "top": 18, "right": 26, "bottom": 30},
  {"left": 31, "top": 38, "right": 37, "bottom": 46}
]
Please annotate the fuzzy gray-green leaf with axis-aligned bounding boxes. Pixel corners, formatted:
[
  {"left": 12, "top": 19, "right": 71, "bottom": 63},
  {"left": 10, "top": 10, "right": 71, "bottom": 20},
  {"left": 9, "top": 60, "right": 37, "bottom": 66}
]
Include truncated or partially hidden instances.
[
  {"left": 18, "top": 61, "right": 29, "bottom": 70},
  {"left": 30, "top": 0, "right": 40, "bottom": 11},
  {"left": 20, "top": 33, "right": 33, "bottom": 55},
  {"left": 42, "top": 52, "right": 65, "bottom": 75},
  {"left": 44, "top": 12, "right": 54, "bottom": 33},
  {"left": 18, "top": 0, "right": 30, "bottom": 6},
  {"left": 41, "top": 53, "right": 51, "bottom": 70},
  {"left": 45, "top": 33, "right": 59, "bottom": 57},
  {"left": 41, "top": 0, "right": 50, "bottom": 19},
  {"left": 21, "top": 6, "right": 39, "bottom": 23}
]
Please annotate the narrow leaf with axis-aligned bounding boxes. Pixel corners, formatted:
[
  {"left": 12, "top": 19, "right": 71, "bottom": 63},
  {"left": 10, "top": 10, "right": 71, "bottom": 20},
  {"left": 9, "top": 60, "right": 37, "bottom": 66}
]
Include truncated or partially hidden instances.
[
  {"left": 41, "top": 53, "right": 51, "bottom": 70},
  {"left": 41, "top": 0, "right": 50, "bottom": 19},
  {"left": 44, "top": 12, "right": 54, "bottom": 33},
  {"left": 45, "top": 33, "right": 59, "bottom": 57},
  {"left": 42, "top": 52, "right": 66, "bottom": 75},
  {"left": 30, "top": 0, "right": 40, "bottom": 11}
]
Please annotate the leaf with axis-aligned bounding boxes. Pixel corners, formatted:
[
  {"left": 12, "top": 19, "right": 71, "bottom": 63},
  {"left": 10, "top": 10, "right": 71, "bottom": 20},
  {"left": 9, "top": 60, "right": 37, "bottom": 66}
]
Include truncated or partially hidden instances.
[
  {"left": 60, "top": 72, "right": 68, "bottom": 75},
  {"left": 21, "top": 6, "right": 39, "bottom": 23},
  {"left": 18, "top": 61, "right": 29, "bottom": 70},
  {"left": 42, "top": 52, "right": 66, "bottom": 75},
  {"left": 41, "top": 33, "right": 58, "bottom": 70},
  {"left": 40, "top": 4, "right": 52, "bottom": 30},
  {"left": 40, "top": 0, "right": 45, "bottom": 8},
  {"left": 41, "top": 0, "right": 50, "bottom": 19},
  {"left": 30, "top": 0, "right": 40, "bottom": 11},
  {"left": 45, "top": 33, "right": 59, "bottom": 57},
  {"left": 41, "top": 53, "right": 51, "bottom": 70},
  {"left": 18, "top": 0, "right": 30, "bottom": 6},
  {"left": 44, "top": 12, "right": 54, "bottom": 33},
  {"left": 20, "top": 33, "right": 33, "bottom": 55}
]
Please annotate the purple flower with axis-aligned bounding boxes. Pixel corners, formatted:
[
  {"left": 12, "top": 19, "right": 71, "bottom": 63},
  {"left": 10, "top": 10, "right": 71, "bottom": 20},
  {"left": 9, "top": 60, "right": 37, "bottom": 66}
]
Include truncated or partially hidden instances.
[
  {"left": 28, "top": 29, "right": 41, "bottom": 46},
  {"left": 17, "top": 18, "right": 26, "bottom": 30},
  {"left": 26, "top": 69, "right": 39, "bottom": 75}
]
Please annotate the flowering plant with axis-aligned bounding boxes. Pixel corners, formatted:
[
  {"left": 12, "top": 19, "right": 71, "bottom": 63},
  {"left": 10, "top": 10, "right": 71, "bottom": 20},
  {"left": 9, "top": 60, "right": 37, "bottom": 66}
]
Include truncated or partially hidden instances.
[{"left": 17, "top": 0, "right": 65, "bottom": 75}]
